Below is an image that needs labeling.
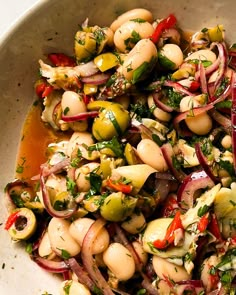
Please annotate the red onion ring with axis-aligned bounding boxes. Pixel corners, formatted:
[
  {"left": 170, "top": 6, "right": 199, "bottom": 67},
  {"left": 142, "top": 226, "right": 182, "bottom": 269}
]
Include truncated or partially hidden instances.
[
  {"left": 164, "top": 80, "right": 195, "bottom": 96},
  {"left": 177, "top": 170, "right": 215, "bottom": 209},
  {"left": 209, "top": 109, "right": 231, "bottom": 133},
  {"left": 199, "top": 62, "right": 208, "bottom": 94},
  {"left": 61, "top": 111, "right": 99, "bottom": 122},
  {"left": 32, "top": 158, "right": 70, "bottom": 181},
  {"left": 33, "top": 256, "right": 69, "bottom": 273},
  {"left": 195, "top": 54, "right": 220, "bottom": 81},
  {"left": 40, "top": 170, "right": 77, "bottom": 218},
  {"left": 66, "top": 258, "right": 95, "bottom": 291},
  {"left": 153, "top": 92, "right": 174, "bottom": 112},
  {"left": 4, "top": 179, "right": 28, "bottom": 212},
  {"left": 211, "top": 42, "right": 228, "bottom": 97},
  {"left": 81, "top": 73, "right": 110, "bottom": 85},
  {"left": 195, "top": 142, "right": 218, "bottom": 183},
  {"left": 81, "top": 218, "right": 115, "bottom": 295},
  {"left": 231, "top": 72, "right": 236, "bottom": 173},
  {"left": 161, "top": 143, "right": 186, "bottom": 182}
]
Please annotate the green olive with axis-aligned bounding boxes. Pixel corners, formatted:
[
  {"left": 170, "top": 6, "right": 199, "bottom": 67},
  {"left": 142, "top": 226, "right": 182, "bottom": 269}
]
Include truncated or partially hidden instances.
[
  {"left": 88, "top": 101, "right": 130, "bottom": 141},
  {"left": 100, "top": 192, "right": 137, "bottom": 222},
  {"left": 8, "top": 208, "right": 37, "bottom": 240},
  {"left": 74, "top": 31, "right": 97, "bottom": 62},
  {"left": 124, "top": 143, "right": 140, "bottom": 165}
]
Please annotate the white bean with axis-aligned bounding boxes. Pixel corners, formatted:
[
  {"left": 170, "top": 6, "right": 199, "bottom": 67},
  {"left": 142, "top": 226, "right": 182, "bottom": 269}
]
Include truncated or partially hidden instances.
[
  {"left": 38, "top": 231, "right": 55, "bottom": 259},
  {"left": 137, "top": 138, "right": 168, "bottom": 171},
  {"left": 75, "top": 162, "right": 100, "bottom": 192},
  {"left": 114, "top": 20, "right": 154, "bottom": 52},
  {"left": 147, "top": 95, "right": 171, "bottom": 122},
  {"left": 103, "top": 242, "right": 135, "bottom": 281},
  {"left": 153, "top": 256, "right": 191, "bottom": 282},
  {"left": 61, "top": 91, "right": 87, "bottom": 116},
  {"left": 221, "top": 135, "right": 232, "bottom": 149},
  {"left": 60, "top": 280, "right": 91, "bottom": 295},
  {"left": 121, "top": 39, "right": 157, "bottom": 82},
  {"left": 179, "top": 95, "right": 212, "bottom": 135},
  {"left": 66, "top": 131, "right": 95, "bottom": 157},
  {"left": 110, "top": 8, "right": 153, "bottom": 32},
  {"left": 186, "top": 113, "right": 212, "bottom": 135},
  {"left": 185, "top": 49, "right": 216, "bottom": 63},
  {"left": 48, "top": 218, "right": 81, "bottom": 257},
  {"left": 160, "top": 44, "right": 183, "bottom": 70},
  {"left": 69, "top": 218, "right": 110, "bottom": 254},
  {"left": 121, "top": 212, "right": 146, "bottom": 234}
]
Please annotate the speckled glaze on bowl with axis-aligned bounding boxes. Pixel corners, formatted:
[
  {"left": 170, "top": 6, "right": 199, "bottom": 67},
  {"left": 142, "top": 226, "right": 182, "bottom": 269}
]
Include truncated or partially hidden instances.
[{"left": 0, "top": 0, "right": 235, "bottom": 294}]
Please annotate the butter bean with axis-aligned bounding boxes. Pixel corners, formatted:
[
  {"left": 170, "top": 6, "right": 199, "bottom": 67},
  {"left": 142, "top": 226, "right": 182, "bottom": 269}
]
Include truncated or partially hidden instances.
[{"left": 110, "top": 8, "right": 153, "bottom": 32}]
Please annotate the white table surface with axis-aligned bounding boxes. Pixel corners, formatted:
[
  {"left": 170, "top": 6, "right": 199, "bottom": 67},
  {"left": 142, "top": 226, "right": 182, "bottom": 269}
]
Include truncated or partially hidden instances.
[{"left": 0, "top": 0, "right": 39, "bottom": 38}]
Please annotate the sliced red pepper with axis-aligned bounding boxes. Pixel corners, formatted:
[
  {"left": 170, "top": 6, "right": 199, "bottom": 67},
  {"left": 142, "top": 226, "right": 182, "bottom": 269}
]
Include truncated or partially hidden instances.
[
  {"left": 35, "top": 79, "right": 54, "bottom": 98},
  {"left": 105, "top": 179, "right": 133, "bottom": 194},
  {"left": 48, "top": 53, "right": 76, "bottom": 67},
  {"left": 208, "top": 213, "right": 222, "bottom": 241},
  {"left": 150, "top": 14, "right": 177, "bottom": 44},
  {"left": 198, "top": 213, "right": 209, "bottom": 232},
  {"left": 188, "top": 81, "right": 201, "bottom": 92},
  {"left": 161, "top": 194, "right": 179, "bottom": 217},
  {"left": 5, "top": 211, "right": 19, "bottom": 230},
  {"left": 153, "top": 211, "right": 183, "bottom": 249}
]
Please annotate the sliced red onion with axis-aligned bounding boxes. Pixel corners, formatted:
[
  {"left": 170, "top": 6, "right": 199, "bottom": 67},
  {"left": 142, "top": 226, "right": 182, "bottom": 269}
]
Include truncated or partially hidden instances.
[
  {"left": 164, "top": 80, "right": 195, "bottom": 96},
  {"left": 32, "top": 158, "right": 70, "bottom": 180},
  {"left": 81, "top": 218, "right": 115, "bottom": 295},
  {"left": 177, "top": 170, "right": 215, "bottom": 209},
  {"left": 40, "top": 170, "right": 77, "bottom": 218},
  {"left": 61, "top": 111, "right": 99, "bottom": 122},
  {"left": 211, "top": 42, "right": 228, "bottom": 97},
  {"left": 74, "top": 61, "right": 99, "bottom": 77},
  {"left": 161, "top": 28, "right": 181, "bottom": 44},
  {"left": 195, "top": 55, "right": 220, "bottom": 81},
  {"left": 199, "top": 62, "right": 208, "bottom": 94},
  {"left": 4, "top": 179, "right": 28, "bottom": 212},
  {"left": 155, "top": 179, "right": 171, "bottom": 201},
  {"left": 34, "top": 256, "right": 69, "bottom": 273},
  {"left": 161, "top": 143, "right": 186, "bottom": 182},
  {"left": 209, "top": 109, "right": 231, "bottom": 133},
  {"left": 153, "top": 92, "right": 174, "bottom": 112},
  {"left": 231, "top": 72, "right": 236, "bottom": 173},
  {"left": 195, "top": 142, "right": 218, "bottom": 183},
  {"left": 81, "top": 73, "right": 110, "bottom": 85},
  {"left": 155, "top": 171, "right": 176, "bottom": 181},
  {"left": 66, "top": 258, "right": 95, "bottom": 291}
]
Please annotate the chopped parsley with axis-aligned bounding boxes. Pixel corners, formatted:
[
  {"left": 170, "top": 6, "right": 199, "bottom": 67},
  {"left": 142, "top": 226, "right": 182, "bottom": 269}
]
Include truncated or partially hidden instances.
[
  {"left": 88, "top": 137, "right": 124, "bottom": 158},
  {"left": 197, "top": 204, "right": 210, "bottom": 217},
  {"left": 124, "top": 30, "right": 141, "bottom": 50},
  {"left": 63, "top": 106, "right": 70, "bottom": 115},
  {"left": 166, "top": 88, "right": 183, "bottom": 109},
  {"left": 130, "top": 102, "right": 152, "bottom": 121}
]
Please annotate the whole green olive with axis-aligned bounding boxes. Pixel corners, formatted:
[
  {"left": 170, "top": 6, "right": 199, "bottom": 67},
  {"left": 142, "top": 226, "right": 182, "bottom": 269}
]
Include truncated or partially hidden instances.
[
  {"left": 88, "top": 101, "right": 130, "bottom": 141},
  {"left": 100, "top": 192, "right": 137, "bottom": 222}
]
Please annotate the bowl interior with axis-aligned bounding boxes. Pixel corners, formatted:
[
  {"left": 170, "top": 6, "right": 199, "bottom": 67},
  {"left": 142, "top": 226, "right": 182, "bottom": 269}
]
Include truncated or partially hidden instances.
[{"left": 0, "top": 0, "right": 235, "bottom": 294}]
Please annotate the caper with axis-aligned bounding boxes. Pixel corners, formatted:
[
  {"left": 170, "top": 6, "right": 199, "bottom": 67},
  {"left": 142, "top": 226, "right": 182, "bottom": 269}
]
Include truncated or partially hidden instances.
[{"left": 100, "top": 192, "right": 137, "bottom": 222}]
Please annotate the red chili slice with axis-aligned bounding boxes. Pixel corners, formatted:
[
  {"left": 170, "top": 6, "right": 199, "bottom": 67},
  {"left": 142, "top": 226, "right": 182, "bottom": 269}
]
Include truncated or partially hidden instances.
[
  {"left": 150, "top": 14, "right": 177, "bottom": 44},
  {"left": 48, "top": 53, "right": 76, "bottom": 67}
]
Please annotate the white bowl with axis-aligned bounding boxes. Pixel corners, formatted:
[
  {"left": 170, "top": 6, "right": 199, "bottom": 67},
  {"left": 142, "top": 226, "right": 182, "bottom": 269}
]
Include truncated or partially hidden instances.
[{"left": 0, "top": 0, "right": 235, "bottom": 294}]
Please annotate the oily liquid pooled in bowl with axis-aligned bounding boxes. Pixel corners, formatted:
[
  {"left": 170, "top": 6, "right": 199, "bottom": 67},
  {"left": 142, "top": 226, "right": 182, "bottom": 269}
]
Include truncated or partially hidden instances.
[{"left": 15, "top": 103, "right": 69, "bottom": 182}]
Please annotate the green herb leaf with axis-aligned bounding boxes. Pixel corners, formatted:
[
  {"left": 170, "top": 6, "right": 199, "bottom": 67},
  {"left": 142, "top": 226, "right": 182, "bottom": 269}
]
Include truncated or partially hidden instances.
[
  {"left": 88, "top": 137, "right": 124, "bottom": 158},
  {"left": 60, "top": 249, "right": 71, "bottom": 259},
  {"left": 197, "top": 204, "right": 210, "bottom": 217},
  {"left": 63, "top": 106, "right": 70, "bottom": 115}
]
